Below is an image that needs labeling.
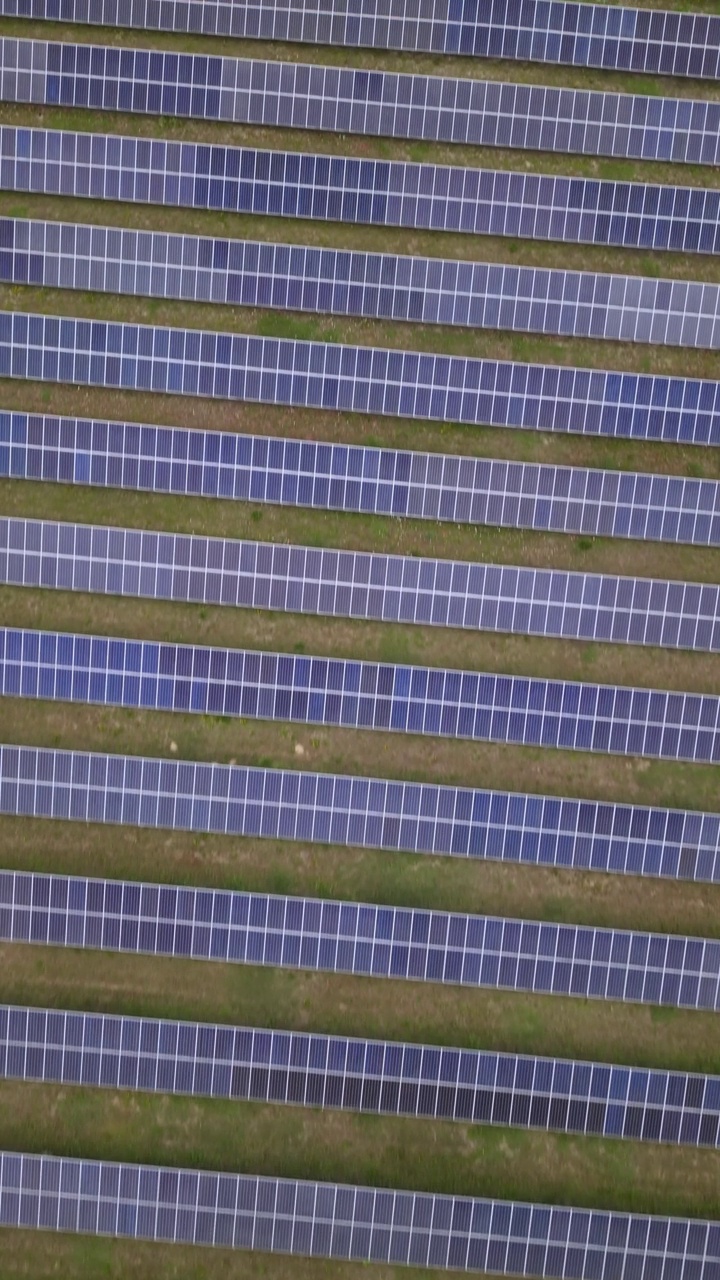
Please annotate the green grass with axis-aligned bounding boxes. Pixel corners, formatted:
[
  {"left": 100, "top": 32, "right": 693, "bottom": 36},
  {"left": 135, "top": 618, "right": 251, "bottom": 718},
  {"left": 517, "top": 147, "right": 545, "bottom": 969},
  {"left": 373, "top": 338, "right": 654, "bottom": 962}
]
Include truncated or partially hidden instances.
[
  {"left": 4, "top": 689, "right": 720, "bottom": 816},
  {"left": 1, "top": 1080, "right": 720, "bottom": 1219}
]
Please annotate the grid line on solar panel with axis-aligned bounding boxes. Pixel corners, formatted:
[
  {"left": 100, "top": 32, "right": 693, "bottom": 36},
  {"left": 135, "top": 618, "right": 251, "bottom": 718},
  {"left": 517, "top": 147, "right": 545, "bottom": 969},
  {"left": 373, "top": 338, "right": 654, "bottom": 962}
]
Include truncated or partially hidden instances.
[
  {"left": 2, "top": 39, "right": 720, "bottom": 167},
  {"left": 2, "top": 627, "right": 720, "bottom": 765},
  {"left": 3, "top": 216, "right": 720, "bottom": 350},
  {"left": 2, "top": 316, "right": 720, "bottom": 445},
  {"left": 3, "top": 0, "right": 720, "bottom": 80},
  {"left": 2, "top": 517, "right": 720, "bottom": 650},
  {"left": 2, "top": 870, "right": 720, "bottom": 1010},
  {"left": 1, "top": 1150, "right": 718, "bottom": 1278},
  {"left": 4, "top": 415, "right": 720, "bottom": 543},
  {"left": 3, "top": 743, "right": 718, "bottom": 883},
  {"left": 4, "top": 127, "right": 720, "bottom": 257},
  {"left": 3, "top": 1003, "right": 720, "bottom": 1147}
]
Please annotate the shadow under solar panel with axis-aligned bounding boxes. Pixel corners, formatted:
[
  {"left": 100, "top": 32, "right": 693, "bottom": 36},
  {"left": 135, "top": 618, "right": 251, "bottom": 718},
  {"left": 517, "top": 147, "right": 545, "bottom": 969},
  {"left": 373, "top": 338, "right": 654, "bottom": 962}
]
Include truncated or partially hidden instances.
[
  {"left": 2, "top": 39, "right": 720, "bottom": 166},
  {"left": 3, "top": 126, "right": 719, "bottom": 256}
]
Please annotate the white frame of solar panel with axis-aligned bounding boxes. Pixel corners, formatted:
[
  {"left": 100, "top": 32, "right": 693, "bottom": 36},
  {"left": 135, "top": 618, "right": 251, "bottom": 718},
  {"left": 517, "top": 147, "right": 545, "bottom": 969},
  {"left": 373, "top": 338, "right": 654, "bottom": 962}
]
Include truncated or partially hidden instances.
[
  {"left": 3, "top": 126, "right": 720, "bottom": 257},
  {"left": 1, "top": 1150, "right": 718, "bottom": 1276},
  {"left": 4, "top": 215, "right": 720, "bottom": 350},
  {"left": 2, "top": 870, "right": 719, "bottom": 1011},
  {"left": 3, "top": 744, "right": 718, "bottom": 882},
  {"left": 2, "top": 316, "right": 720, "bottom": 445},
  {"left": 5, "top": 0, "right": 717, "bottom": 80},
  {"left": 2, "top": 39, "right": 720, "bottom": 166},
  {"left": 2, "top": 518, "right": 720, "bottom": 651}
]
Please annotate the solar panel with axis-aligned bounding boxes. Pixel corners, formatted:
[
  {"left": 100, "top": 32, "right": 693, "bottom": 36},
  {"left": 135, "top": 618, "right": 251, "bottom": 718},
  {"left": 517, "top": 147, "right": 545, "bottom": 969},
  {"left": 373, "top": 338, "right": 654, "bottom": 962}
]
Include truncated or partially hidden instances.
[
  {"left": 4, "top": 216, "right": 720, "bottom": 350},
  {"left": 2, "top": 39, "right": 720, "bottom": 167},
  {"left": 2, "top": 870, "right": 719, "bottom": 1010},
  {"left": 3, "top": 518, "right": 720, "bottom": 651},
  {"left": 3, "top": 0, "right": 719, "bottom": 80},
  {"left": 5, "top": 418, "right": 720, "bottom": 545},
  {"left": 3, "top": 1003, "right": 719, "bottom": 1147},
  {"left": 3, "top": 627, "right": 720, "bottom": 765},
  {"left": 4, "top": 127, "right": 719, "bottom": 257},
  {"left": 1, "top": 1150, "right": 718, "bottom": 1277},
  {"left": 2, "top": 316, "right": 720, "bottom": 445},
  {"left": 3, "top": 743, "right": 718, "bottom": 883}
]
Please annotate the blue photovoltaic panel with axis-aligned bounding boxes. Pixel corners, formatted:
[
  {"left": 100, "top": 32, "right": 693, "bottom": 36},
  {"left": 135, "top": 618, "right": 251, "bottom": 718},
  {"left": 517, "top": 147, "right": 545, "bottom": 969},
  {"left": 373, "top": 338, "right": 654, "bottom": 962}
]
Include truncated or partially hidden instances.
[
  {"left": 3, "top": 127, "right": 719, "bottom": 257},
  {"left": 3, "top": 1004, "right": 720, "bottom": 1147},
  {"left": 2, "top": 39, "right": 720, "bottom": 167},
  {"left": 2, "top": 744, "right": 718, "bottom": 883},
  {"left": 3, "top": 216, "right": 720, "bottom": 350},
  {"left": 4, "top": 415, "right": 720, "bottom": 539},
  {"left": 4, "top": 416, "right": 720, "bottom": 540},
  {"left": 3, "top": 518, "right": 720, "bottom": 650},
  {"left": 2, "top": 627, "right": 720, "bottom": 765},
  {"left": 5, "top": 0, "right": 717, "bottom": 81},
  {"left": 1, "top": 1152, "right": 718, "bottom": 1279},
  {"left": 1, "top": 870, "right": 719, "bottom": 1011},
  {"left": 2, "top": 316, "right": 720, "bottom": 445}
]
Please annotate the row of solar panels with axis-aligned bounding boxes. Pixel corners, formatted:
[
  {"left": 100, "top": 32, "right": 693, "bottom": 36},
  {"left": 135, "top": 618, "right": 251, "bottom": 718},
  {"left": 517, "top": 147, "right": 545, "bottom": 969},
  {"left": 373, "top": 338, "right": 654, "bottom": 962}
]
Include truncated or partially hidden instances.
[
  {"left": 4, "top": 215, "right": 720, "bottom": 349},
  {"left": 2, "top": 869, "right": 720, "bottom": 1011},
  {"left": 3, "top": 518, "right": 719, "bottom": 652},
  {"left": 8, "top": 414, "right": 718, "bottom": 537},
  {"left": 4, "top": 126, "right": 720, "bottom": 256},
  {"left": 0, "top": 1150, "right": 715, "bottom": 1278},
  {"left": 3, "top": 626, "right": 720, "bottom": 764},
  {"left": 2, "top": 316, "right": 719, "bottom": 443},
  {"left": 3, "top": 39, "right": 720, "bottom": 166},
  {"left": 1, "top": 1003, "right": 719, "bottom": 1146},
  {"left": 2, "top": 743, "right": 717, "bottom": 882},
  {"left": 4, "top": 0, "right": 719, "bottom": 79}
]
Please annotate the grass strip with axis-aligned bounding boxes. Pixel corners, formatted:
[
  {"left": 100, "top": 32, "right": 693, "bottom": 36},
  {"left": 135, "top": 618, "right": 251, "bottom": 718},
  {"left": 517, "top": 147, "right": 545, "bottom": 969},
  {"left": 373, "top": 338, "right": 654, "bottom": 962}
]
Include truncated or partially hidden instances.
[
  {"left": 3, "top": 937, "right": 720, "bottom": 1072},
  {"left": 0, "top": 1080, "right": 719, "bottom": 1219}
]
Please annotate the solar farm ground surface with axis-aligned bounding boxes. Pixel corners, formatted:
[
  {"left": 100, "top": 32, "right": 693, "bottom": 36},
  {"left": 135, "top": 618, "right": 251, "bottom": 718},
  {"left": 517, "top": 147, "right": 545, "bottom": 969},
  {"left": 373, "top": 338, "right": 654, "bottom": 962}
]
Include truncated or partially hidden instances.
[{"left": 1, "top": 4, "right": 720, "bottom": 1277}]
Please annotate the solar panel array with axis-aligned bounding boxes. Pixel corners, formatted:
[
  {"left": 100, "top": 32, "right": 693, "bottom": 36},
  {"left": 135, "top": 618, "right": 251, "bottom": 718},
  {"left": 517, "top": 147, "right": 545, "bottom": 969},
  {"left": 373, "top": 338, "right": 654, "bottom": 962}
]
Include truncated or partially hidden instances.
[
  {"left": 3, "top": 39, "right": 720, "bottom": 167},
  {"left": 3, "top": 743, "right": 718, "bottom": 883},
  {"left": 3, "top": 315, "right": 720, "bottom": 445},
  {"left": 3, "top": 1150, "right": 719, "bottom": 1279},
  {"left": 4, "top": 0, "right": 720, "bottom": 1270},
  {"left": 4, "top": 0, "right": 720, "bottom": 80},
  {"left": 3, "top": 1004, "right": 720, "bottom": 1147},
  {"left": 4, "top": 518, "right": 720, "bottom": 653},
  {"left": 5, "top": 419, "right": 720, "bottom": 555},
  {"left": 4, "top": 216, "right": 720, "bottom": 350},
  {"left": 4, "top": 626, "right": 720, "bottom": 764},
  {"left": 4, "top": 127, "right": 720, "bottom": 257},
  {"left": 2, "top": 870, "right": 719, "bottom": 1011}
]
